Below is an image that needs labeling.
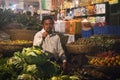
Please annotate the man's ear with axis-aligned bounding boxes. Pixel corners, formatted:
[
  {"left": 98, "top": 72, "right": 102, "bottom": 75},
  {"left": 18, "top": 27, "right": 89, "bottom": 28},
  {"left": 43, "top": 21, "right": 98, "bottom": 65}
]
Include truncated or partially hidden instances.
[{"left": 42, "top": 24, "right": 45, "bottom": 28}]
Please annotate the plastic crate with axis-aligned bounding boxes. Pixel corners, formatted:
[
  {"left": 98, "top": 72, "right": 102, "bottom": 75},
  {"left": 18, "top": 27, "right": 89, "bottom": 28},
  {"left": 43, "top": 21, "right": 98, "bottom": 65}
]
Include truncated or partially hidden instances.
[
  {"left": 116, "top": 26, "right": 120, "bottom": 35},
  {"left": 93, "top": 26, "right": 110, "bottom": 35},
  {"left": 109, "top": 26, "right": 115, "bottom": 35},
  {"left": 82, "top": 29, "right": 93, "bottom": 38},
  {"left": 109, "top": 26, "right": 120, "bottom": 35}
]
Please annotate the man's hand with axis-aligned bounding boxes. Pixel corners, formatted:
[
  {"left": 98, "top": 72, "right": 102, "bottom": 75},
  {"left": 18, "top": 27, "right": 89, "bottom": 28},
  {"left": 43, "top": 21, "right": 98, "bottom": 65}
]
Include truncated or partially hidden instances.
[
  {"left": 62, "top": 62, "right": 67, "bottom": 70},
  {"left": 42, "top": 31, "right": 48, "bottom": 39}
]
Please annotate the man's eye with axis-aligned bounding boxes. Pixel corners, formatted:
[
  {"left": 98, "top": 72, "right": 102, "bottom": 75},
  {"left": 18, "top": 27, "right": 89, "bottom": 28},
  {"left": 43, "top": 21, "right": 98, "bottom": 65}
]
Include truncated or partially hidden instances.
[{"left": 44, "top": 23, "right": 53, "bottom": 25}]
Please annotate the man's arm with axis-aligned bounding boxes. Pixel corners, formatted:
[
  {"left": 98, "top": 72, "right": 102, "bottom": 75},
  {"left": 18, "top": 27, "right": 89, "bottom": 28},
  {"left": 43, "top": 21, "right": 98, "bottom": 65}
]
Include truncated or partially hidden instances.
[
  {"left": 57, "top": 36, "right": 67, "bottom": 69},
  {"left": 33, "top": 32, "right": 44, "bottom": 47}
]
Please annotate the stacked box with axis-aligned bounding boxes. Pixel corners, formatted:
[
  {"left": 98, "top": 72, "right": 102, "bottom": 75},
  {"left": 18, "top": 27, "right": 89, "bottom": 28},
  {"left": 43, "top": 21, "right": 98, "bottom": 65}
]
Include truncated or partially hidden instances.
[{"left": 69, "top": 20, "right": 82, "bottom": 34}]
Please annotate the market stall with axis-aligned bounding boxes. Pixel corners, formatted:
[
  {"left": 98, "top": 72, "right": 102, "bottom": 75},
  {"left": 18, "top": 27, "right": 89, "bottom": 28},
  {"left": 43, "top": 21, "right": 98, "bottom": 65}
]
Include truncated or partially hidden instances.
[{"left": 0, "top": 0, "right": 120, "bottom": 80}]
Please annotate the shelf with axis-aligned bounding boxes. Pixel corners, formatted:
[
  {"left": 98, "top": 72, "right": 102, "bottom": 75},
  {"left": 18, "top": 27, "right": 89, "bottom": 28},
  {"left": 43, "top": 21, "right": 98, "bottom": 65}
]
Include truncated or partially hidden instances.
[{"left": 87, "top": 14, "right": 106, "bottom": 16}]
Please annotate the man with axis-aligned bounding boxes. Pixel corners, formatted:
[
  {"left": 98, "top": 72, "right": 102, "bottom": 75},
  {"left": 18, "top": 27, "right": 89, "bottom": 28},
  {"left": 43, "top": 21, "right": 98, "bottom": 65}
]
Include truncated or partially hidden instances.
[{"left": 33, "top": 16, "right": 67, "bottom": 70}]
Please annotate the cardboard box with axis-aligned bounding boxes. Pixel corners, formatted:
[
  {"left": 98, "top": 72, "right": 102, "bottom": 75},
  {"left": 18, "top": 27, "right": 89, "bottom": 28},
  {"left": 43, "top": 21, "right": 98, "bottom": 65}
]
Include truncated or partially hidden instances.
[{"left": 69, "top": 20, "right": 82, "bottom": 34}]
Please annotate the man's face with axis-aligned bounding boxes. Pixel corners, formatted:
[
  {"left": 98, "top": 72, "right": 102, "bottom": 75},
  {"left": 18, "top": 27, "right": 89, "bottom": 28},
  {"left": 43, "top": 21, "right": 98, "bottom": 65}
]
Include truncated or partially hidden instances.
[{"left": 43, "top": 19, "right": 54, "bottom": 33}]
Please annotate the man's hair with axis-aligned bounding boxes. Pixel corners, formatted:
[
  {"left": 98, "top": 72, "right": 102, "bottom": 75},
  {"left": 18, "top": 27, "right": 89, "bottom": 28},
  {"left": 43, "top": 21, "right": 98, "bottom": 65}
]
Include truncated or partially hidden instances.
[{"left": 41, "top": 16, "right": 54, "bottom": 25}]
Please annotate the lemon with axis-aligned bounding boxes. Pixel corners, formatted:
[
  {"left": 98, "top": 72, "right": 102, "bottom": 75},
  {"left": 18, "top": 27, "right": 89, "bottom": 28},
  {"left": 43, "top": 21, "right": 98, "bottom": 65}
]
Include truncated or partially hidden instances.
[{"left": 51, "top": 76, "right": 58, "bottom": 80}]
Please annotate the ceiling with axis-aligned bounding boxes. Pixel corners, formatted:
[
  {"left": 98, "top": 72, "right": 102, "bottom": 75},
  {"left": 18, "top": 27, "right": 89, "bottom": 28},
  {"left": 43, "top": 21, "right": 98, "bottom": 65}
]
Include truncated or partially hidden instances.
[
  {"left": 23, "top": 0, "right": 39, "bottom": 8},
  {"left": 23, "top": 0, "right": 39, "bottom": 3}
]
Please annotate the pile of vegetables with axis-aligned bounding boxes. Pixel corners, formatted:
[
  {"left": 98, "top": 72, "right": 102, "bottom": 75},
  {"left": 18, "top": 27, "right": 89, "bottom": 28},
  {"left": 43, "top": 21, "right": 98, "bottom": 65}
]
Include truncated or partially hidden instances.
[
  {"left": 0, "top": 40, "right": 32, "bottom": 45},
  {"left": 15, "top": 13, "right": 41, "bottom": 30},
  {"left": 0, "top": 46, "right": 59, "bottom": 80},
  {"left": 0, "top": 9, "right": 15, "bottom": 28},
  {"left": 0, "top": 9, "right": 41, "bottom": 30},
  {"left": 69, "top": 35, "right": 118, "bottom": 52},
  {"left": 0, "top": 46, "right": 79, "bottom": 80}
]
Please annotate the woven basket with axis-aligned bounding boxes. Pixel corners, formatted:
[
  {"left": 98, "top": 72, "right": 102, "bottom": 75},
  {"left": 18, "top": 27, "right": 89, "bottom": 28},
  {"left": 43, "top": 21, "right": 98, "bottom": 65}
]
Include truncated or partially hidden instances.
[
  {"left": 4, "top": 29, "right": 38, "bottom": 40},
  {"left": 66, "top": 44, "right": 80, "bottom": 54},
  {"left": 0, "top": 43, "right": 32, "bottom": 50},
  {"left": 0, "top": 41, "right": 33, "bottom": 57},
  {"left": 66, "top": 44, "right": 99, "bottom": 54}
]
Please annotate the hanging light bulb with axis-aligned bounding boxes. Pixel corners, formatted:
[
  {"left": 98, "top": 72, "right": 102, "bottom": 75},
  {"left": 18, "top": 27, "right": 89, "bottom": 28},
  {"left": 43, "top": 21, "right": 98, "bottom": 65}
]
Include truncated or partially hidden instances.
[{"left": 76, "top": 0, "right": 78, "bottom": 7}]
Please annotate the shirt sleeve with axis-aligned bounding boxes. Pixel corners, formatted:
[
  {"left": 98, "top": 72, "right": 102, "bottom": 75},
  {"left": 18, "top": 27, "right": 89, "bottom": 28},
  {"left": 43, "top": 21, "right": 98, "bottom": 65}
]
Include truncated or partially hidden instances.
[
  {"left": 57, "top": 36, "right": 67, "bottom": 63},
  {"left": 33, "top": 32, "right": 43, "bottom": 47}
]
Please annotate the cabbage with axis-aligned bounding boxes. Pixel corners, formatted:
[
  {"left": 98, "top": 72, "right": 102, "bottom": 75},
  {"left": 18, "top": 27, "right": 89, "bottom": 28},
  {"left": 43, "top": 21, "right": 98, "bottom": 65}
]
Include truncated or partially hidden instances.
[
  {"left": 7, "top": 56, "right": 22, "bottom": 67},
  {"left": 26, "top": 65, "right": 37, "bottom": 74},
  {"left": 22, "top": 46, "right": 42, "bottom": 56},
  {"left": 17, "top": 74, "right": 36, "bottom": 80},
  {"left": 2, "top": 47, "right": 64, "bottom": 79},
  {"left": 40, "top": 61, "right": 61, "bottom": 76},
  {"left": 18, "top": 46, "right": 48, "bottom": 65},
  {"left": 25, "top": 51, "right": 37, "bottom": 56},
  {"left": 25, "top": 53, "right": 47, "bottom": 65}
]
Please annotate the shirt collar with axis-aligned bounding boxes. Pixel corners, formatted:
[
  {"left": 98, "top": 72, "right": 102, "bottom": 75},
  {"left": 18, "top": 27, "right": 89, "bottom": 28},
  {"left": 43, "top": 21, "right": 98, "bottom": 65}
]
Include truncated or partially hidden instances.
[{"left": 49, "top": 33, "right": 56, "bottom": 37}]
